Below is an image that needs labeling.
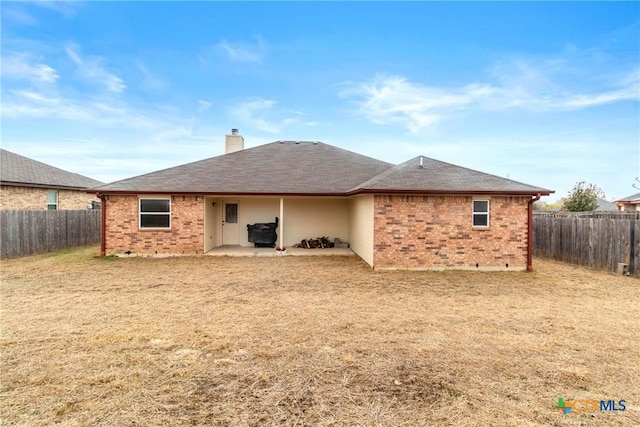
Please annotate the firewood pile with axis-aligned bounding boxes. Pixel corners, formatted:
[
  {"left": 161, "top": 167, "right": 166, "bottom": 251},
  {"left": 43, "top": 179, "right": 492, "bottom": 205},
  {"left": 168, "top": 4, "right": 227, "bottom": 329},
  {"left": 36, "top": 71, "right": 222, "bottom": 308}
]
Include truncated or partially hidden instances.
[{"left": 293, "top": 236, "right": 334, "bottom": 249}]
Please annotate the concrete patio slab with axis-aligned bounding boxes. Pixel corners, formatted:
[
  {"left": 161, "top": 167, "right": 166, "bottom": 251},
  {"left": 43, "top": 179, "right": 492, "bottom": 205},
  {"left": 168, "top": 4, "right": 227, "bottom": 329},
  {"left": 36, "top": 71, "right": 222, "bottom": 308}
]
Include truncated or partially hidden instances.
[{"left": 205, "top": 246, "right": 355, "bottom": 257}]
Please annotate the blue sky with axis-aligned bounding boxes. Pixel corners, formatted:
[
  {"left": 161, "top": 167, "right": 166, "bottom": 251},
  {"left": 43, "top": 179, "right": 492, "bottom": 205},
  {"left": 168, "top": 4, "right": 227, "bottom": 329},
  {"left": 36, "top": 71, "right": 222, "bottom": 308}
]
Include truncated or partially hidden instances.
[{"left": 1, "top": 1, "right": 639, "bottom": 202}]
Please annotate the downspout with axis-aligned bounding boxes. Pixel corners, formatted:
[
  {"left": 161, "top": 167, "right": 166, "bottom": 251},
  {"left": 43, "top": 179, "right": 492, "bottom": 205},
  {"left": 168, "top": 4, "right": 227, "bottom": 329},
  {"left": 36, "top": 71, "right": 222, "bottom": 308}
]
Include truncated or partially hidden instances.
[
  {"left": 98, "top": 193, "right": 106, "bottom": 257},
  {"left": 527, "top": 193, "right": 541, "bottom": 271},
  {"left": 279, "top": 197, "right": 284, "bottom": 249}
]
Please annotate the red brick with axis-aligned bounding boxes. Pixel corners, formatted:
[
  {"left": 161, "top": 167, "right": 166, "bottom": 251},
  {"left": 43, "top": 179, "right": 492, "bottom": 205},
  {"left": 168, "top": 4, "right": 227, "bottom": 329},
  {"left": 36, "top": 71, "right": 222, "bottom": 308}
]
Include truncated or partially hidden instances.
[
  {"left": 373, "top": 195, "right": 529, "bottom": 269},
  {"left": 105, "top": 195, "right": 204, "bottom": 254}
]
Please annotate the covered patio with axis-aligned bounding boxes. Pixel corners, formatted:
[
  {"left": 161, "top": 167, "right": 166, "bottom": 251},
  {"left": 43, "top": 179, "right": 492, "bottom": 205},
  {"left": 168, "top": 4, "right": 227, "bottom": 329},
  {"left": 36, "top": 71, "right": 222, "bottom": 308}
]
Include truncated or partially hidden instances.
[{"left": 205, "top": 245, "right": 356, "bottom": 257}]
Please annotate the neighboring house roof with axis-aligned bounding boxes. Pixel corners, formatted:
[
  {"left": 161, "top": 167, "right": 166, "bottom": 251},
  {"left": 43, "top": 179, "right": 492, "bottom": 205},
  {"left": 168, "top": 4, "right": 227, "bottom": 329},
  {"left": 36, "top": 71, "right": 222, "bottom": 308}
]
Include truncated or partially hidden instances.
[
  {"left": 92, "top": 141, "right": 552, "bottom": 196},
  {"left": 615, "top": 192, "right": 640, "bottom": 203},
  {"left": 596, "top": 198, "right": 617, "bottom": 211},
  {"left": 1, "top": 149, "right": 103, "bottom": 190}
]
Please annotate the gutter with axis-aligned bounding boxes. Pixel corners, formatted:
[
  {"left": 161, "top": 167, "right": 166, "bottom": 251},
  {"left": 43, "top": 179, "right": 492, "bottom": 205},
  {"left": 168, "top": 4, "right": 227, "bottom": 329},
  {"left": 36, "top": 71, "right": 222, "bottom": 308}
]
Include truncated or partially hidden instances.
[
  {"left": 97, "top": 193, "right": 106, "bottom": 257},
  {"left": 87, "top": 190, "right": 350, "bottom": 197},
  {"left": 346, "top": 188, "right": 553, "bottom": 197},
  {"left": 527, "top": 193, "right": 542, "bottom": 271},
  {"left": 4, "top": 181, "right": 95, "bottom": 191},
  {"left": 91, "top": 189, "right": 554, "bottom": 197}
]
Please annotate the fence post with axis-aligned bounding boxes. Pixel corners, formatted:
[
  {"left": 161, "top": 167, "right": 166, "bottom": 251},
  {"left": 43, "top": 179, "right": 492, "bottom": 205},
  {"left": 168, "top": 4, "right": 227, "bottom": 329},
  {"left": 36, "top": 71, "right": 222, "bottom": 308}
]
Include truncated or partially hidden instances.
[{"left": 630, "top": 219, "right": 636, "bottom": 275}]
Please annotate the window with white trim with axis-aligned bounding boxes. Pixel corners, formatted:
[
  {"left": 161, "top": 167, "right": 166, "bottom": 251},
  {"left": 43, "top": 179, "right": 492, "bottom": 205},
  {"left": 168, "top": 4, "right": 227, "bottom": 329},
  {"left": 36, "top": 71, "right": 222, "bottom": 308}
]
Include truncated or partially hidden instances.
[
  {"left": 472, "top": 200, "right": 490, "bottom": 227},
  {"left": 139, "top": 198, "right": 171, "bottom": 229},
  {"left": 47, "top": 190, "right": 58, "bottom": 210}
]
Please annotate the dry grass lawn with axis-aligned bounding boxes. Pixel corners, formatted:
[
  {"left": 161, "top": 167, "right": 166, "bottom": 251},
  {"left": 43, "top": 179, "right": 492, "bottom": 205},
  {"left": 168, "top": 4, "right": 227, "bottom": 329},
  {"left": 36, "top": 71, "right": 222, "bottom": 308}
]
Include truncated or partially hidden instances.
[{"left": 1, "top": 246, "right": 638, "bottom": 426}]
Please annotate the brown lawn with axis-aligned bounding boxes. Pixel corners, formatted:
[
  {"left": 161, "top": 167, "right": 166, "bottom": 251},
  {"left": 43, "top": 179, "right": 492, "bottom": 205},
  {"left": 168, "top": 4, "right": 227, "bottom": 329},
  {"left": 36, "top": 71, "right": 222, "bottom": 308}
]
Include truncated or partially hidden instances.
[{"left": 1, "top": 246, "right": 638, "bottom": 426}]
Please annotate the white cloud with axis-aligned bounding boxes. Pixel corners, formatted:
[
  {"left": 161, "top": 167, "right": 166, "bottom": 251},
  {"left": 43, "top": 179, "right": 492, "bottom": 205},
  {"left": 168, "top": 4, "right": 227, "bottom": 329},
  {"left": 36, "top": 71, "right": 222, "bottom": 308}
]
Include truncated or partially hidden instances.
[
  {"left": 217, "top": 39, "right": 265, "bottom": 63},
  {"left": 489, "top": 59, "right": 640, "bottom": 111},
  {"left": 2, "top": 45, "right": 212, "bottom": 152},
  {"left": 558, "top": 67, "right": 640, "bottom": 108},
  {"left": 341, "top": 56, "right": 639, "bottom": 132},
  {"left": 560, "top": 86, "right": 638, "bottom": 109},
  {"left": 340, "top": 75, "right": 496, "bottom": 132},
  {"left": 1, "top": 1, "right": 78, "bottom": 26},
  {"left": 1, "top": 90, "right": 181, "bottom": 131},
  {"left": 65, "top": 45, "right": 126, "bottom": 93},
  {"left": 230, "top": 98, "right": 308, "bottom": 134},
  {"left": 31, "top": 1, "right": 79, "bottom": 17},
  {"left": 2, "top": 5, "right": 39, "bottom": 26},
  {"left": 1, "top": 99, "right": 93, "bottom": 121},
  {"left": 231, "top": 98, "right": 281, "bottom": 133},
  {"left": 197, "top": 100, "right": 212, "bottom": 113},
  {"left": 200, "top": 38, "right": 266, "bottom": 66},
  {"left": 10, "top": 89, "right": 59, "bottom": 104},
  {"left": 1, "top": 53, "right": 58, "bottom": 83},
  {"left": 135, "top": 61, "right": 168, "bottom": 92}
]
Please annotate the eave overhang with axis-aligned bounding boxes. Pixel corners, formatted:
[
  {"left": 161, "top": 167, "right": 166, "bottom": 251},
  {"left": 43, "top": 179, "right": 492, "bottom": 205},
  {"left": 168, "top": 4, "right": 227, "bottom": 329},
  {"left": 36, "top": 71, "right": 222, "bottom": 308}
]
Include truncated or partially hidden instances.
[
  {"left": 3, "top": 181, "right": 90, "bottom": 191},
  {"left": 90, "top": 188, "right": 554, "bottom": 197}
]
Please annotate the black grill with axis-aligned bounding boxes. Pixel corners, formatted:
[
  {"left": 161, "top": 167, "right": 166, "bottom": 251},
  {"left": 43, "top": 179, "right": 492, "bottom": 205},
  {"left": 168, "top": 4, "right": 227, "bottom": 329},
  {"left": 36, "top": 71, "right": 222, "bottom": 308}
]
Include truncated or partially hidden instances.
[{"left": 247, "top": 217, "right": 279, "bottom": 248}]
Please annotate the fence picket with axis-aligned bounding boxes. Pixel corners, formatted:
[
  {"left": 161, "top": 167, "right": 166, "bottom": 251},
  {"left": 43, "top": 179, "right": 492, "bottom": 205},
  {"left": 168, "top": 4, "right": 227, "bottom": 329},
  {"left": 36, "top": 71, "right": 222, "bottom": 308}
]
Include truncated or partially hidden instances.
[
  {"left": 534, "top": 212, "right": 640, "bottom": 276},
  {"left": 1, "top": 210, "right": 100, "bottom": 259}
]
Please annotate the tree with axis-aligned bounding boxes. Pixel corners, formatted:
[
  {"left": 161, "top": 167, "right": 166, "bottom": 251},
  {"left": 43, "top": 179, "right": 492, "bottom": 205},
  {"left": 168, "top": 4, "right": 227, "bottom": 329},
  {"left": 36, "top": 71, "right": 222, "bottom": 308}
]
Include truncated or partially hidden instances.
[
  {"left": 562, "top": 181, "right": 605, "bottom": 212},
  {"left": 533, "top": 199, "right": 565, "bottom": 211}
]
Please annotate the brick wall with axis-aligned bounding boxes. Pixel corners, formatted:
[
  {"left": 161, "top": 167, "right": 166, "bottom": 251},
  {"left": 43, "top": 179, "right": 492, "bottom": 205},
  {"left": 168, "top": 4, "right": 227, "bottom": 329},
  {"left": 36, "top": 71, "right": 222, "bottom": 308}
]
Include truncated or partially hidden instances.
[
  {"left": 105, "top": 195, "right": 204, "bottom": 255},
  {"left": 0, "top": 185, "right": 100, "bottom": 210},
  {"left": 373, "top": 195, "right": 530, "bottom": 270}
]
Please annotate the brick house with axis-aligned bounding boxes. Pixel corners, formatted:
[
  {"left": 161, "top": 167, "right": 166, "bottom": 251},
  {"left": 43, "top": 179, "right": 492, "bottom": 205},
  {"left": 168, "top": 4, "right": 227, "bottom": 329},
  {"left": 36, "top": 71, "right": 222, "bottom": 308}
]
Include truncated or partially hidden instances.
[
  {"left": 615, "top": 192, "right": 640, "bottom": 212},
  {"left": 1, "top": 149, "right": 103, "bottom": 211},
  {"left": 91, "top": 131, "right": 552, "bottom": 270}
]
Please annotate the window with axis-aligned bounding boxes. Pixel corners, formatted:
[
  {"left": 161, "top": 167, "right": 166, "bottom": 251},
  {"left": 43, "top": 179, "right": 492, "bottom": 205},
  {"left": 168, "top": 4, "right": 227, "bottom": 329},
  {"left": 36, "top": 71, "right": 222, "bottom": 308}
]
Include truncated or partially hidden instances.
[
  {"left": 139, "top": 198, "right": 171, "bottom": 229},
  {"left": 472, "top": 200, "right": 489, "bottom": 227},
  {"left": 225, "top": 203, "right": 238, "bottom": 223},
  {"left": 47, "top": 190, "right": 58, "bottom": 210}
]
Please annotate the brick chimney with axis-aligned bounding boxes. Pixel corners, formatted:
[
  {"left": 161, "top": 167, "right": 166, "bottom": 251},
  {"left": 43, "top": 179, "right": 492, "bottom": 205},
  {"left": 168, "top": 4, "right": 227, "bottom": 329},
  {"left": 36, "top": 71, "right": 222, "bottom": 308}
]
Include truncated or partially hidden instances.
[{"left": 225, "top": 128, "right": 244, "bottom": 154}]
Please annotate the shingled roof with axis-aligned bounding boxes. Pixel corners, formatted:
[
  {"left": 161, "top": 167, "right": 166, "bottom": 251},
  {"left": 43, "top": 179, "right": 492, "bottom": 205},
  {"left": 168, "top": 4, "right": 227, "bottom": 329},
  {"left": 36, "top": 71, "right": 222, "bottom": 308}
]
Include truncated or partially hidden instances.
[
  {"left": 616, "top": 192, "right": 640, "bottom": 203},
  {"left": 352, "top": 156, "right": 551, "bottom": 195},
  {"left": 1, "top": 149, "right": 103, "bottom": 189},
  {"left": 92, "top": 141, "right": 552, "bottom": 196},
  {"left": 94, "top": 141, "right": 393, "bottom": 194}
]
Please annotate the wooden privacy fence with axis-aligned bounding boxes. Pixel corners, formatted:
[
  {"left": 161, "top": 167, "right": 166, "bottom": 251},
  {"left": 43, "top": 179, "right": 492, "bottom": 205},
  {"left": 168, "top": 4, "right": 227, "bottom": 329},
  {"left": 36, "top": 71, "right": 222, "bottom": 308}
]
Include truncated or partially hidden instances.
[
  {"left": 1, "top": 210, "right": 101, "bottom": 259},
  {"left": 533, "top": 212, "right": 640, "bottom": 276}
]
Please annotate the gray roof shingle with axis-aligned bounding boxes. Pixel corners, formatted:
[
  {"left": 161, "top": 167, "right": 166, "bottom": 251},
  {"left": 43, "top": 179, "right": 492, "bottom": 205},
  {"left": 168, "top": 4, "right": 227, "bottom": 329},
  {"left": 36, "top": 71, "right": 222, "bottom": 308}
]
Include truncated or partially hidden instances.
[
  {"left": 596, "top": 198, "right": 617, "bottom": 211},
  {"left": 354, "top": 156, "right": 552, "bottom": 194},
  {"left": 93, "top": 141, "right": 393, "bottom": 194},
  {"left": 616, "top": 192, "right": 640, "bottom": 202},
  {"left": 1, "top": 149, "right": 104, "bottom": 189},
  {"left": 92, "top": 141, "right": 552, "bottom": 196}
]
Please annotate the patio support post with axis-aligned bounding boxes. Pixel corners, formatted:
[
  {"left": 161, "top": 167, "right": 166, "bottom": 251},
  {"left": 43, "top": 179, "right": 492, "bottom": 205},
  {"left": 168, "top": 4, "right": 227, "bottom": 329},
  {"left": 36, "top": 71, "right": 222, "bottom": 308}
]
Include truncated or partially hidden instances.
[{"left": 279, "top": 197, "right": 284, "bottom": 248}]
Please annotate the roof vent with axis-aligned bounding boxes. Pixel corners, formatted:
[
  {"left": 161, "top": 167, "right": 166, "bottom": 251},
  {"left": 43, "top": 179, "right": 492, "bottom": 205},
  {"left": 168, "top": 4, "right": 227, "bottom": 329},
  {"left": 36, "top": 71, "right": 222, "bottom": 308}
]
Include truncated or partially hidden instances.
[{"left": 419, "top": 156, "right": 424, "bottom": 169}]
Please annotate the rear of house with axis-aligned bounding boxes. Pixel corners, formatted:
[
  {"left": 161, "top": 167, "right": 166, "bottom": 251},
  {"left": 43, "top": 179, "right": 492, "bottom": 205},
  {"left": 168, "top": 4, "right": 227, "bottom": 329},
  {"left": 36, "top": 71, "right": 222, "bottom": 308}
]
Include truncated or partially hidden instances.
[{"left": 91, "top": 131, "right": 552, "bottom": 270}]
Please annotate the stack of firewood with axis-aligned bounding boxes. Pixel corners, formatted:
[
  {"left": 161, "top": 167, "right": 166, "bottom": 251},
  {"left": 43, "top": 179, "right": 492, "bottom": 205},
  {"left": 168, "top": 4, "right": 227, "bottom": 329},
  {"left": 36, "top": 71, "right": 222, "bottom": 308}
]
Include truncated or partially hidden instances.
[{"left": 294, "top": 236, "right": 334, "bottom": 249}]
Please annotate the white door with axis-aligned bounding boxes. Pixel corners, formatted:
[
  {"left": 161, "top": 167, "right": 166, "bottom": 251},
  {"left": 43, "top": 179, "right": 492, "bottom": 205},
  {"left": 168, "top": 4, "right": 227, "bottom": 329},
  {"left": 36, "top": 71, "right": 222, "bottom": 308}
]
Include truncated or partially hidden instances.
[{"left": 222, "top": 202, "right": 240, "bottom": 245}]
